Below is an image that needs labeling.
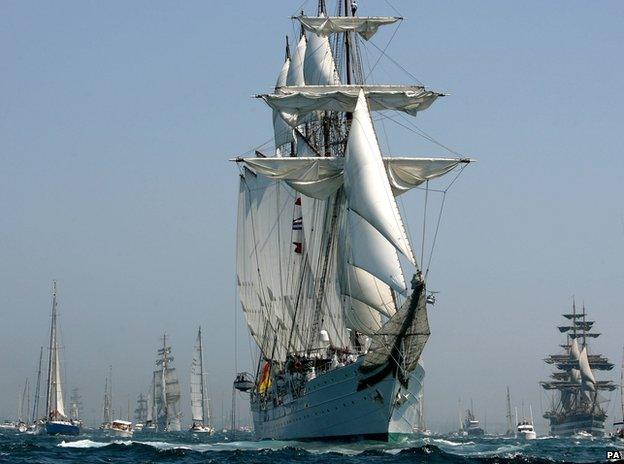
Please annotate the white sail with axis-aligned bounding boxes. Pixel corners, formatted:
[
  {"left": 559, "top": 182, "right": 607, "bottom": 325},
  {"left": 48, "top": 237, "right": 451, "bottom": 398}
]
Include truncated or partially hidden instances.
[
  {"left": 304, "top": 24, "right": 340, "bottom": 85},
  {"left": 342, "top": 265, "right": 395, "bottom": 317},
  {"left": 295, "top": 15, "right": 401, "bottom": 40},
  {"left": 344, "top": 90, "right": 415, "bottom": 264},
  {"left": 579, "top": 346, "right": 596, "bottom": 390},
  {"left": 46, "top": 282, "right": 67, "bottom": 420},
  {"left": 286, "top": 35, "right": 306, "bottom": 87},
  {"left": 237, "top": 170, "right": 308, "bottom": 359},
  {"left": 273, "top": 56, "right": 294, "bottom": 151},
  {"left": 52, "top": 346, "right": 66, "bottom": 417},
  {"left": 261, "top": 85, "right": 442, "bottom": 127},
  {"left": 346, "top": 211, "right": 406, "bottom": 293},
  {"left": 569, "top": 338, "right": 581, "bottom": 361},
  {"left": 343, "top": 297, "right": 382, "bottom": 335},
  {"left": 190, "top": 329, "right": 205, "bottom": 423},
  {"left": 146, "top": 393, "right": 153, "bottom": 422},
  {"left": 238, "top": 156, "right": 466, "bottom": 200}
]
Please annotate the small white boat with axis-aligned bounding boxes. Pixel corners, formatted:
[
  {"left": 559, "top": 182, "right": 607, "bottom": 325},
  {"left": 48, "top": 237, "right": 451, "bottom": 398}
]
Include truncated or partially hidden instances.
[
  {"left": 189, "top": 423, "right": 214, "bottom": 434},
  {"left": 16, "top": 422, "right": 28, "bottom": 433},
  {"left": 134, "top": 423, "right": 144, "bottom": 431},
  {"left": 517, "top": 421, "right": 537, "bottom": 440},
  {"left": 574, "top": 430, "right": 593, "bottom": 439},
  {"left": 109, "top": 420, "right": 133, "bottom": 438},
  {"left": 515, "top": 405, "right": 537, "bottom": 440}
]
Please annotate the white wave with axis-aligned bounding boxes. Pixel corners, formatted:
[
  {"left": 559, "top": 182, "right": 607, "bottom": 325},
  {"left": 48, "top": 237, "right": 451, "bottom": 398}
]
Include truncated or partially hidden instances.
[
  {"left": 58, "top": 439, "right": 131, "bottom": 449},
  {"left": 432, "top": 438, "right": 474, "bottom": 447}
]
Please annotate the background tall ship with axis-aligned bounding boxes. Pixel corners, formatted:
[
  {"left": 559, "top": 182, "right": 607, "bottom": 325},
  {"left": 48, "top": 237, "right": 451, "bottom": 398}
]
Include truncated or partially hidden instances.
[
  {"left": 541, "top": 302, "right": 616, "bottom": 436},
  {"left": 232, "top": 0, "right": 471, "bottom": 441},
  {"left": 153, "top": 334, "right": 181, "bottom": 432}
]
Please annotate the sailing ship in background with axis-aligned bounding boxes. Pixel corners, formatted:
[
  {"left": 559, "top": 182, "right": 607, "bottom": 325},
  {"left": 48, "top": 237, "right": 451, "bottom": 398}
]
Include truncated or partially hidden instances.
[
  {"left": 232, "top": 0, "right": 471, "bottom": 440},
  {"left": 99, "top": 366, "right": 113, "bottom": 430},
  {"left": 189, "top": 327, "right": 214, "bottom": 433},
  {"left": 153, "top": 334, "right": 181, "bottom": 432},
  {"left": 541, "top": 302, "right": 616, "bottom": 437},
  {"left": 134, "top": 393, "right": 148, "bottom": 431},
  {"left": 43, "top": 281, "right": 80, "bottom": 435}
]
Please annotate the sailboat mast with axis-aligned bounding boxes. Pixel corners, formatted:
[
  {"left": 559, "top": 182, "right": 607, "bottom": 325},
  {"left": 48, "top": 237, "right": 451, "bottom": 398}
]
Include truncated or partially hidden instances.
[
  {"left": 343, "top": 0, "right": 352, "bottom": 86},
  {"left": 620, "top": 346, "right": 624, "bottom": 420},
  {"left": 32, "top": 346, "right": 43, "bottom": 422},
  {"left": 198, "top": 327, "right": 207, "bottom": 426},
  {"left": 161, "top": 333, "right": 168, "bottom": 421},
  {"left": 45, "top": 281, "right": 58, "bottom": 417},
  {"left": 506, "top": 386, "right": 513, "bottom": 433}
]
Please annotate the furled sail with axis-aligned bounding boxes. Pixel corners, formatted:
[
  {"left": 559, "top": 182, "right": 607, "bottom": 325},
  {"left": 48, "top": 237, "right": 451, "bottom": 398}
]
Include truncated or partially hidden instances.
[
  {"left": 262, "top": 85, "right": 442, "bottom": 127},
  {"left": 344, "top": 90, "right": 415, "bottom": 264},
  {"left": 237, "top": 156, "right": 466, "bottom": 199},
  {"left": 295, "top": 15, "right": 401, "bottom": 40}
]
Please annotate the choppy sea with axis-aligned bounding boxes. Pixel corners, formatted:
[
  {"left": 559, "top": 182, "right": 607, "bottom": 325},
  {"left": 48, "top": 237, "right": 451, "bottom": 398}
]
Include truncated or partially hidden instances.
[{"left": 0, "top": 429, "right": 622, "bottom": 463}]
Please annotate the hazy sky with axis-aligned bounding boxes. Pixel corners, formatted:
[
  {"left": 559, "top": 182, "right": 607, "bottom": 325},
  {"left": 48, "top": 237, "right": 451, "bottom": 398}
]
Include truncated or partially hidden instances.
[{"left": 1, "top": 1, "right": 623, "bottom": 433}]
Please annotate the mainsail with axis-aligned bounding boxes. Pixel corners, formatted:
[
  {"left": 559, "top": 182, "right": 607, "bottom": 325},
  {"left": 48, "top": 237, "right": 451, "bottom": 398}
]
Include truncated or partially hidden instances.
[
  {"left": 45, "top": 281, "right": 67, "bottom": 420},
  {"left": 190, "top": 327, "right": 210, "bottom": 425}
]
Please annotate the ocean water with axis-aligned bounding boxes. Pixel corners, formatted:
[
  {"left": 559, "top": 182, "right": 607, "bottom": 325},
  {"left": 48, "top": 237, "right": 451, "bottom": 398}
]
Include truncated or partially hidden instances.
[{"left": 0, "top": 429, "right": 622, "bottom": 463}]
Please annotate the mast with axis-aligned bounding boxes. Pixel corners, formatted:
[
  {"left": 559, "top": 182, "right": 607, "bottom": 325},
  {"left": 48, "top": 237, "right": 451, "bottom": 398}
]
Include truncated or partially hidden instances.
[
  {"left": 198, "top": 327, "right": 208, "bottom": 426},
  {"left": 32, "top": 346, "right": 43, "bottom": 422},
  {"left": 161, "top": 333, "right": 168, "bottom": 423},
  {"left": 45, "top": 281, "right": 58, "bottom": 419},
  {"left": 620, "top": 346, "right": 623, "bottom": 420},
  {"left": 505, "top": 386, "right": 514, "bottom": 434}
]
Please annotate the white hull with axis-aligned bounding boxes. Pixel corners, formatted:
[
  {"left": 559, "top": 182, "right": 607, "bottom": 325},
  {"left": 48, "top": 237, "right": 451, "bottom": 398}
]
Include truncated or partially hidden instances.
[
  {"left": 251, "top": 359, "right": 424, "bottom": 441},
  {"left": 519, "top": 430, "right": 537, "bottom": 440},
  {"left": 108, "top": 428, "right": 133, "bottom": 438},
  {"left": 190, "top": 424, "right": 214, "bottom": 434},
  {"left": 549, "top": 418, "right": 605, "bottom": 437}
]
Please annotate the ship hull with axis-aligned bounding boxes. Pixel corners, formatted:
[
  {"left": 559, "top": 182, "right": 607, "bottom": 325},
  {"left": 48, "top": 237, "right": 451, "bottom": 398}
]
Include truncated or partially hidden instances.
[
  {"left": 251, "top": 359, "right": 424, "bottom": 441},
  {"left": 548, "top": 415, "right": 605, "bottom": 437},
  {"left": 45, "top": 421, "right": 80, "bottom": 436}
]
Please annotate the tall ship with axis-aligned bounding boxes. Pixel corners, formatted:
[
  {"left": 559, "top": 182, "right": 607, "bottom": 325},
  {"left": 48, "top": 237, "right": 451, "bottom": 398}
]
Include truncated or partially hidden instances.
[
  {"left": 44, "top": 281, "right": 80, "bottom": 435},
  {"left": 153, "top": 334, "right": 181, "bottom": 432},
  {"left": 541, "top": 302, "right": 616, "bottom": 436},
  {"left": 189, "top": 327, "right": 213, "bottom": 433},
  {"left": 99, "top": 366, "right": 113, "bottom": 429},
  {"left": 232, "top": 1, "right": 471, "bottom": 440},
  {"left": 134, "top": 393, "right": 148, "bottom": 430}
]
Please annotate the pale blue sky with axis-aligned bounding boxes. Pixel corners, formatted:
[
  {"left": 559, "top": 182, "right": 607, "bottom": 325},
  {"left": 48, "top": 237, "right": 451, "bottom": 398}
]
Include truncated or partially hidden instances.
[{"left": 1, "top": 1, "right": 623, "bottom": 432}]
